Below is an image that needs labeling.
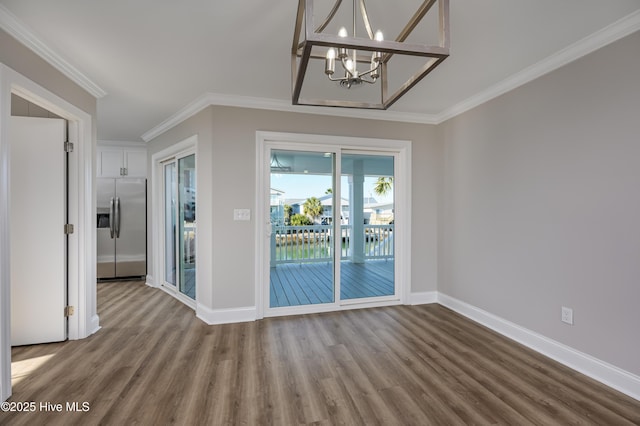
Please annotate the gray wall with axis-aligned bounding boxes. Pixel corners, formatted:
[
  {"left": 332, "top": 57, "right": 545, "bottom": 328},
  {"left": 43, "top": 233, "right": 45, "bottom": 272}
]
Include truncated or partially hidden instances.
[
  {"left": 0, "top": 29, "right": 96, "bottom": 116},
  {"left": 146, "top": 29, "right": 640, "bottom": 378},
  {"left": 438, "top": 31, "right": 640, "bottom": 376},
  {"left": 146, "top": 108, "right": 215, "bottom": 308},
  {"left": 148, "top": 107, "right": 440, "bottom": 310},
  {"left": 11, "top": 94, "right": 62, "bottom": 118}
]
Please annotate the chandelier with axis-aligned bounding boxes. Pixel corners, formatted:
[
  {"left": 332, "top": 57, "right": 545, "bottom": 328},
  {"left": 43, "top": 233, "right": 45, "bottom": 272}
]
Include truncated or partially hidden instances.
[
  {"left": 324, "top": 3, "right": 385, "bottom": 89},
  {"left": 292, "top": 0, "right": 450, "bottom": 109}
]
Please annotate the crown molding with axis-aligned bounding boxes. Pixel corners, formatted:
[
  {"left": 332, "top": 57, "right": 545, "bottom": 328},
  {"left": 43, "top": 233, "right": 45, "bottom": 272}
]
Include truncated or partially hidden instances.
[
  {"left": 142, "top": 9, "right": 640, "bottom": 141},
  {"left": 97, "top": 139, "right": 147, "bottom": 148},
  {"left": 0, "top": 4, "right": 107, "bottom": 98},
  {"left": 2, "top": 4, "right": 638, "bottom": 133},
  {"left": 435, "top": 9, "right": 640, "bottom": 123},
  {"left": 142, "top": 92, "right": 439, "bottom": 142},
  {"left": 141, "top": 92, "right": 212, "bottom": 142}
]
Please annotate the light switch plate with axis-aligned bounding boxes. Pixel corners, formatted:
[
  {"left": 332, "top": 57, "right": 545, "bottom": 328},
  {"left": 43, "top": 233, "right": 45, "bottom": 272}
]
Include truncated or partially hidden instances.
[{"left": 233, "top": 208, "right": 251, "bottom": 221}]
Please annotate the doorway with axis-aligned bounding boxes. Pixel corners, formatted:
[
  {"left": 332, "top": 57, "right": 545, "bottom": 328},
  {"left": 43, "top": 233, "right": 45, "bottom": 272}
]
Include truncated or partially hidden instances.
[
  {"left": 257, "top": 132, "right": 411, "bottom": 318},
  {"left": 161, "top": 151, "right": 197, "bottom": 302},
  {"left": 1, "top": 68, "right": 96, "bottom": 402},
  {"left": 270, "top": 149, "right": 336, "bottom": 306}
]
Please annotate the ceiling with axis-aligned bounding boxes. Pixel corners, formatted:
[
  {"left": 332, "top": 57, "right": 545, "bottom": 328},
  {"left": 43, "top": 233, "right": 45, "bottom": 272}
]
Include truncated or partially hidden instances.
[{"left": 1, "top": 0, "right": 639, "bottom": 142}]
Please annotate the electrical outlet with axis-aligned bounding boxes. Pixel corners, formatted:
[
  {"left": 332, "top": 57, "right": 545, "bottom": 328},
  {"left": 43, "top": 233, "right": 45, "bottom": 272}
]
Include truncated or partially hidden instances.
[{"left": 561, "top": 306, "right": 574, "bottom": 325}]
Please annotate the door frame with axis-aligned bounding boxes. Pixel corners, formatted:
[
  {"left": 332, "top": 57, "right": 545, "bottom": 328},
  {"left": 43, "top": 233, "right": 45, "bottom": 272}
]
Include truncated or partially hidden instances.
[
  {"left": 150, "top": 135, "right": 198, "bottom": 309},
  {"left": 0, "top": 65, "right": 96, "bottom": 401},
  {"left": 255, "top": 131, "right": 412, "bottom": 319},
  {"left": 10, "top": 116, "right": 68, "bottom": 346}
]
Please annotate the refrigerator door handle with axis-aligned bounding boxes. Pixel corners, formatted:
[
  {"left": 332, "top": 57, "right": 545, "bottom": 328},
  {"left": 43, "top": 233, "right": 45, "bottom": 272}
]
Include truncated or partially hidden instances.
[
  {"left": 109, "top": 197, "right": 115, "bottom": 238},
  {"left": 115, "top": 196, "right": 121, "bottom": 238}
]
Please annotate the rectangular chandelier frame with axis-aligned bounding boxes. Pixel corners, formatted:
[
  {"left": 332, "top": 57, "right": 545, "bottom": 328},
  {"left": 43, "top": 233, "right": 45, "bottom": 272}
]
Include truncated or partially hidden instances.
[{"left": 292, "top": 0, "right": 450, "bottom": 109}]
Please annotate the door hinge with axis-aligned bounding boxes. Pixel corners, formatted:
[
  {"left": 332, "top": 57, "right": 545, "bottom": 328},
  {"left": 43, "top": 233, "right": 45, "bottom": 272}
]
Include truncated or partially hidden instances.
[
  {"left": 64, "top": 224, "right": 74, "bottom": 235},
  {"left": 64, "top": 306, "right": 75, "bottom": 317},
  {"left": 120, "top": 167, "right": 128, "bottom": 176},
  {"left": 64, "top": 141, "right": 74, "bottom": 153}
]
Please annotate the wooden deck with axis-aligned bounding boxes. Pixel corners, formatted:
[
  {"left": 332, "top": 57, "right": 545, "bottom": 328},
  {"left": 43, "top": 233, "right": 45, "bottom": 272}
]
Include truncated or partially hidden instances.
[
  {"left": 183, "top": 267, "right": 195, "bottom": 299},
  {"left": 270, "top": 260, "right": 394, "bottom": 307}
]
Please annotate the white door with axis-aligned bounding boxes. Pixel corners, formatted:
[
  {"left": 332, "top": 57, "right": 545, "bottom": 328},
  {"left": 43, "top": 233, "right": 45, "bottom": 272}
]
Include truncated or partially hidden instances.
[{"left": 10, "top": 116, "right": 67, "bottom": 346}]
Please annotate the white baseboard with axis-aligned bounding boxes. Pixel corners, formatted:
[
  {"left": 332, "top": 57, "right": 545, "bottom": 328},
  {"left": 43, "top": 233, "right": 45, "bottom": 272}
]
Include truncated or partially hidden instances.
[
  {"left": 89, "top": 314, "right": 101, "bottom": 336},
  {"left": 437, "top": 293, "right": 640, "bottom": 402},
  {"left": 196, "top": 304, "right": 256, "bottom": 325},
  {"left": 145, "top": 275, "right": 156, "bottom": 288},
  {"left": 410, "top": 291, "right": 438, "bottom": 305}
]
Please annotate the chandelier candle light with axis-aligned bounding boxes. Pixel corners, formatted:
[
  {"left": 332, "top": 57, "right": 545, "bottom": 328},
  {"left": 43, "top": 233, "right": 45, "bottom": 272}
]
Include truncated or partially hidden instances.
[
  {"left": 292, "top": 0, "right": 450, "bottom": 109},
  {"left": 324, "top": 1, "right": 385, "bottom": 88}
]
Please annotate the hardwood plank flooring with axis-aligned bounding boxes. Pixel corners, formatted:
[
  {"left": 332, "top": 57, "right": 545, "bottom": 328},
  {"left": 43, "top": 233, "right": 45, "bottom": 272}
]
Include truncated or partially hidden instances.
[{"left": 2, "top": 280, "right": 639, "bottom": 425}]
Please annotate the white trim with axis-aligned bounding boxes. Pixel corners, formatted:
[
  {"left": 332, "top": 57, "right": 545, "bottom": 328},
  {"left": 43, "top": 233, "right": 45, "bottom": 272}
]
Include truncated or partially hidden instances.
[
  {"left": 196, "top": 304, "right": 256, "bottom": 325},
  {"left": 6, "top": 78, "right": 97, "bottom": 328},
  {"left": 141, "top": 10, "right": 640, "bottom": 140},
  {"left": 410, "top": 291, "right": 438, "bottom": 305},
  {"left": 145, "top": 274, "right": 156, "bottom": 288},
  {"left": 89, "top": 315, "right": 101, "bottom": 336},
  {"left": 8, "top": 78, "right": 96, "bottom": 342},
  {"left": 142, "top": 92, "right": 438, "bottom": 142},
  {"left": 0, "top": 5, "right": 106, "bottom": 99},
  {"left": 437, "top": 292, "right": 640, "bottom": 402},
  {"left": 264, "top": 298, "right": 402, "bottom": 319},
  {"left": 1, "top": 63, "right": 96, "bottom": 401},
  {"left": 0, "top": 65, "right": 9, "bottom": 402},
  {"left": 257, "top": 131, "right": 413, "bottom": 151},
  {"left": 150, "top": 135, "right": 198, "bottom": 311},
  {"left": 98, "top": 140, "right": 147, "bottom": 148},
  {"left": 254, "top": 135, "right": 265, "bottom": 320},
  {"left": 142, "top": 93, "right": 213, "bottom": 142},
  {"left": 396, "top": 143, "right": 412, "bottom": 305},
  {"left": 255, "top": 131, "right": 411, "bottom": 318},
  {"left": 158, "top": 284, "right": 196, "bottom": 311},
  {"left": 435, "top": 9, "right": 640, "bottom": 123}
]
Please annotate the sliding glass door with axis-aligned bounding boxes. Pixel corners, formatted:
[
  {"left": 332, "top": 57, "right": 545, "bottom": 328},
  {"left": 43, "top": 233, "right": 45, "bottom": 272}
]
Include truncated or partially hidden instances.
[
  {"left": 341, "top": 153, "right": 395, "bottom": 301},
  {"left": 267, "top": 146, "right": 396, "bottom": 310},
  {"left": 269, "top": 150, "right": 335, "bottom": 307},
  {"left": 163, "top": 152, "right": 196, "bottom": 300},
  {"left": 164, "top": 162, "right": 177, "bottom": 286}
]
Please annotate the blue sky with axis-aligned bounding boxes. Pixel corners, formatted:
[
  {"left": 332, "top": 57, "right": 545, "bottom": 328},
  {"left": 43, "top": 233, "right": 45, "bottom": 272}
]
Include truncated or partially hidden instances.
[{"left": 271, "top": 173, "right": 393, "bottom": 204}]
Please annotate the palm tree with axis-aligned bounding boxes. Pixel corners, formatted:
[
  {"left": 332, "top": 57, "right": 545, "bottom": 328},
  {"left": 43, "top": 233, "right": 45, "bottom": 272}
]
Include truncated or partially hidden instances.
[
  {"left": 303, "top": 197, "right": 323, "bottom": 222},
  {"left": 374, "top": 177, "right": 393, "bottom": 196},
  {"left": 283, "top": 204, "right": 293, "bottom": 225},
  {"left": 290, "top": 213, "right": 313, "bottom": 226}
]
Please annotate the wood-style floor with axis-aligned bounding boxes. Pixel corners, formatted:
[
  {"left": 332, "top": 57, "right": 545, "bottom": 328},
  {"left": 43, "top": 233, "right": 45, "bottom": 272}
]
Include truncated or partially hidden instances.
[{"left": 2, "top": 281, "right": 639, "bottom": 425}]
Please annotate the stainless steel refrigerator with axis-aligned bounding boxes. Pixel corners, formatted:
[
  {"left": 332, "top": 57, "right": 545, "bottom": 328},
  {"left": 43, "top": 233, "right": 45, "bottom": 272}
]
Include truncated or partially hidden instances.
[{"left": 97, "top": 178, "right": 146, "bottom": 279}]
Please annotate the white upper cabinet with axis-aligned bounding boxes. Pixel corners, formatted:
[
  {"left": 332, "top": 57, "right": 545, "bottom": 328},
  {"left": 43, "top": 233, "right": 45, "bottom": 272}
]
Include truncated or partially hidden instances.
[
  {"left": 99, "top": 149, "right": 124, "bottom": 177},
  {"left": 97, "top": 145, "right": 147, "bottom": 178},
  {"left": 124, "top": 150, "right": 147, "bottom": 177}
]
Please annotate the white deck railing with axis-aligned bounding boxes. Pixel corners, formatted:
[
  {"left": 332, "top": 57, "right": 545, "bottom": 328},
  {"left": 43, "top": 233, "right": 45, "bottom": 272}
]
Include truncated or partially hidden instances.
[{"left": 271, "top": 224, "right": 394, "bottom": 265}]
